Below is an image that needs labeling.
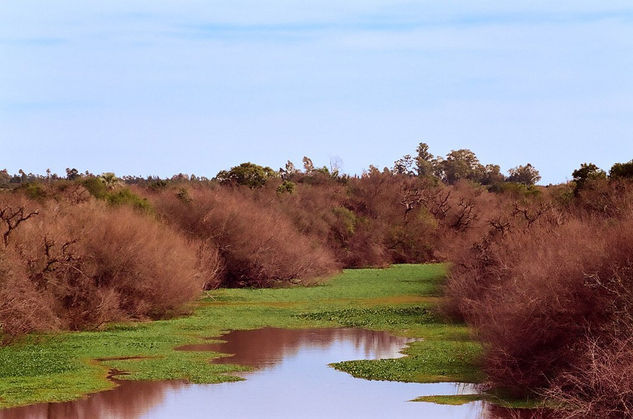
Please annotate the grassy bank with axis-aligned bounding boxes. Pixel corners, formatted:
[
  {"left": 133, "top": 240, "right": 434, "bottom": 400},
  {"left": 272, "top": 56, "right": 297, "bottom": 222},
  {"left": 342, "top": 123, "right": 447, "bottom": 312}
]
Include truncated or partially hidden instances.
[{"left": 0, "top": 264, "right": 482, "bottom": 408}]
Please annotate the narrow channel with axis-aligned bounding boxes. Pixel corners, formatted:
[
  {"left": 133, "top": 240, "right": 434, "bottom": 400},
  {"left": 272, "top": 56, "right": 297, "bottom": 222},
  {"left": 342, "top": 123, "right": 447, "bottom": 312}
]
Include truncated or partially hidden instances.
[{"left": 1, "top": 328, "right": 491, "bottom": 418}]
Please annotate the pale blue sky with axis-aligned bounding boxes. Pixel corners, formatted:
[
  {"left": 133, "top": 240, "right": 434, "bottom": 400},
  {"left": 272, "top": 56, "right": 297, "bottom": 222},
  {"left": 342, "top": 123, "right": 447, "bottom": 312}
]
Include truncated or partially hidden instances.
[{"left": 1, "top": 1, "right": 632, "bottom": 183}]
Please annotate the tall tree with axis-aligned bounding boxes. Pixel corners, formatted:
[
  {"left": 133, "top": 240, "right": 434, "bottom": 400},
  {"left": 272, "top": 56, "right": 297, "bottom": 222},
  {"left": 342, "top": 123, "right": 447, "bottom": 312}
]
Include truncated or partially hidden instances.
[
  {"left": 393, "top": 154, "right": 415, "bottom": 175},
  {"left": 481, "top": 164, "right": 505, "bottom": 185},
  {"left": 415, "top": 142, "right": 436, "bottom": 178},
  {"left": 441, "top": 149, "right": 484, "bottom": 184},
  {"left": 507, "top": 164, "right": 541, "bottom": 185}
]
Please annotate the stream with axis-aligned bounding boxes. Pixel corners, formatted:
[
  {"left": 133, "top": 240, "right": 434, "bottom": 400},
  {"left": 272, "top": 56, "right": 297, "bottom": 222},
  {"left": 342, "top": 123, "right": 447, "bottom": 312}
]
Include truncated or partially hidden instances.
[{"left": 0, "top": 327, "right": 510, "bottom": 418}]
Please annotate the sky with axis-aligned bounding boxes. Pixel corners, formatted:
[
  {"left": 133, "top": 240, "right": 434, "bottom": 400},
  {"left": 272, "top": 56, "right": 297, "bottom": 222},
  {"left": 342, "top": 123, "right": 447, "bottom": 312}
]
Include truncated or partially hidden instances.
[{"left": 1, "top": 1, "right": 632, "bottom": 184}]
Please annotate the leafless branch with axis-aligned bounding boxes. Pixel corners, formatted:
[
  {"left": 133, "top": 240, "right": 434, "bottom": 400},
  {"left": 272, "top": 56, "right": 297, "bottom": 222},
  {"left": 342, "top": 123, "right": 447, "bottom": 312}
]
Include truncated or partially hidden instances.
[{"left": 0, "top": 206, "right": 39, "bottom": 246}]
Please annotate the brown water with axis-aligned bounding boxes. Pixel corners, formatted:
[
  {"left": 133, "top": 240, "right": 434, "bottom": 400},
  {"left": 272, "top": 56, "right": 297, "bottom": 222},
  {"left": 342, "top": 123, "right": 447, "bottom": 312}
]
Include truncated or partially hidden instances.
[{"left": 0, "top": 327, "right": 515, "bottom": 419}]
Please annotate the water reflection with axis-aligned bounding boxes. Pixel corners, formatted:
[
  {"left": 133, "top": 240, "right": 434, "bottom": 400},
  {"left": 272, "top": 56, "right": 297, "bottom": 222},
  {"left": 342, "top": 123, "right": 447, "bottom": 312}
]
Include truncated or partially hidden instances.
[
  {"left": 1, "top": 327, "right": 512, "bottom": 419},
  {"left": 0, "top": 380, "right": 183, "bottom": 419},
  {"left": 176, "top": 327, "right": 416, "bottom": 368}
]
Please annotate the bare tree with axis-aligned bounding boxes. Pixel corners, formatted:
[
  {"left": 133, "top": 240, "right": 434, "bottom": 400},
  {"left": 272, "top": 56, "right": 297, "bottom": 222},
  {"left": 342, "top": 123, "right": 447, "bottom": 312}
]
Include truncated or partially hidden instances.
[
  {"left": 0, "top": 206, "right": 39, "bottom": 246},
  {"left": 511, "top": 202, "right": 551, "bottom": 228},
  {"left": 450, "top": 197, "right": 477, "bottom": 231},
  {"left": 41, "top": 236, "right": 79, "bottom": 273},
  {"left": 489, "top": 217, "right": 511, "bottom": 236},
  {"left": 399, "top": 183, "right": 423, "bottom": 221},
  {"left": 421, "top": 189, "right": 451, "bottom": 220}
]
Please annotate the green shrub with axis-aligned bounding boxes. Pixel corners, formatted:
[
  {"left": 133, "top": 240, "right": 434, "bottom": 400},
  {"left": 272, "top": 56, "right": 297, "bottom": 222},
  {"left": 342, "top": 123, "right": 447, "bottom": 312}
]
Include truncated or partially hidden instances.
[
  {"left": 216, "top": 162, "right": 277, "bottom": 188},
  {"left": 19, "top": 183, "right": 47, "bottom": 201},
  {"left": 148, "top": 179, "right": 169, "bottom": 191},
  {"left": 489, "top": 182, "right": 540, "bottom": 198},
  {"left": 276, "top": 180, "right": 296, "bottom": 194},
  {"left": 105, "top": 188, "right": 153, "bottom": 212},
  {"left": 81, "top": 177, "right": 107, "bottom": 199},
  {"left": 332, "top": 207, "right": 357, "bottom": 236}
]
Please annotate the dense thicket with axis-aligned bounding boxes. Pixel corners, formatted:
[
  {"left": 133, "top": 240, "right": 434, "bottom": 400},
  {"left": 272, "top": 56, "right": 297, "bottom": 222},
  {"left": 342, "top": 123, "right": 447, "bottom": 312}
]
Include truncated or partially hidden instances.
[
  {"left": 0, "top": 193, "right": 215, "bottom": 339},
  {"left": 445, "top": 179, "right": 633, "bottom": 416},
  {"left": 148, "top": 187, "right": 338, "bottom": 287}
]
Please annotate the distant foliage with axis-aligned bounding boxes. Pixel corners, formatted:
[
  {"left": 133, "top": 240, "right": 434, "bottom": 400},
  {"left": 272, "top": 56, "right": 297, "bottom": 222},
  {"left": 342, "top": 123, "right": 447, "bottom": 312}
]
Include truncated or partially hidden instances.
[
  {"left": 392, "top": 142, "right": 539, "bottom": 188},
  {"left": 215, "top": 162, "right": 277, "bottom": 188},
  {"left": 610, "top": 160, "right": 633, "bottom": 179},
  {"left": 104, "top": 188, "right": 152, "bottom": 212},
  {"left": 572, "top": 162, "right": 607, "bottom": 194},
  {"left": 440, "top": 149, "right": 485, "bottom": 184},
  {"left": 276, "top": 180, "right": 296, "bottom": 194},
  {"left": 506, "top": 163, "right": 541, "bottom": 185},
  {"left": 80, "top": 176, "right": 152, "bottom": 212}
]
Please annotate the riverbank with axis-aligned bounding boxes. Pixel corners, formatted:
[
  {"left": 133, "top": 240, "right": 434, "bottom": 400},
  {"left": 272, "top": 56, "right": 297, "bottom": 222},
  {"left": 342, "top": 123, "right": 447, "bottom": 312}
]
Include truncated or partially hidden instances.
[{"left": 0, "top": 264, "right": 482, "bottom": 408}]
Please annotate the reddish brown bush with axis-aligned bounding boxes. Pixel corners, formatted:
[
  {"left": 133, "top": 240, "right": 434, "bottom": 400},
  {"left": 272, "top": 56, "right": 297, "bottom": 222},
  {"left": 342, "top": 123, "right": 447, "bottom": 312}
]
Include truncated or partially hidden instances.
[
  {"left": 444, "top": 181, "right": 633, "bottom": 414},
  {"left": 151, "top": 187, "right": 339, "bottom": 287},
  {"left": 0, "top": 194, "right": 215, "bottom": 338},
  {"left": 147, "top": 172, "right": 495, "bottom": 273},
  {"left": 284, "top": 171, "right": 443, "bottom": 266},
  {"left": 0, "top": 249, "right": 58, "bottom": 338}
]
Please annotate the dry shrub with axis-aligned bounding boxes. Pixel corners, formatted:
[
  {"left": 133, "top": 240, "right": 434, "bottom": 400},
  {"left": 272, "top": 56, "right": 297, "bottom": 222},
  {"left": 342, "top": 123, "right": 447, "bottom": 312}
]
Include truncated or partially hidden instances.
[
  {"left": 151, "top": 187, "right": 339, "bottom": 287},
  {"left": 574, "top": 178, "right": 633, "bottom": 218},
  {"left": 335, "top": 172, "right": 442, "bottom": 266},
  {"left": 0, "top": 194, "right": 213, "bottom": 338},
  {"left": 545, "top": 335, "right": 633, "bottom": 418},
  {"left": 266, "top": 178, "right": 394, "bottom": 267},
  {"left": 0, "top": 250, "right": 58, "bottom": 338},
  {"left": 444, "top": 182, "right": 633, "bottom": 414},
  {"left": 148, "top": 173, "right": 491, "bottom": 272}
]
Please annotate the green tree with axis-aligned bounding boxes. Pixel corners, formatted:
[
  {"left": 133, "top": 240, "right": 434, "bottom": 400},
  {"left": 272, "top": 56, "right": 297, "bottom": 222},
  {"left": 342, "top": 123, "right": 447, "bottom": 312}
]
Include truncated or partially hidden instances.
[
  {"left": 481, "top": 164, "right": 505, "bottom": 185},
  {"left": 415, "top": 142, "right": 436, "bottom": 178},
  {"left": 572, "top": 163, "right": 606, "bottom": 193},
  {"left": 216, "top": 162, "right": 277, "bottom": 188},
  {"left": 507, "top": 163, "right": 541, "bottom": 185},
  {"left": 440, "top": 149, "right": 484, "bottom": 184},
  {"left": 609, "top": 160, "right": 633, "bottom": 179},
  {"left": 393, "top": 154, "right": 414, "bottom": 175}
]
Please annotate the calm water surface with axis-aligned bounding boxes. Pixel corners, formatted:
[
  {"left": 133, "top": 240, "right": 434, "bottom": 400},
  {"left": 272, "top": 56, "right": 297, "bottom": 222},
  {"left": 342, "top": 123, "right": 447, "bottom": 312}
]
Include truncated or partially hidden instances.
[{"left": 1, "top": 327, "right": 512, "bottom": 419}]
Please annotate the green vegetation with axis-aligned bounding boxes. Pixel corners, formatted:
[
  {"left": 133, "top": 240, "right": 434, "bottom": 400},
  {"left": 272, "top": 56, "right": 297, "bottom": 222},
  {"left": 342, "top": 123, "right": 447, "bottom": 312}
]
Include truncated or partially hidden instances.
[
  {"left": 412, "top": 393, "right": 545, "bottom": 409},
  {"left": 609, "top": 159, "right": 633, "bottom": 179},
  {"left": 0, "top": 264, "right": 482, "bottom": 408},
  {"left": 215, "top": 162, "right": 277, "bottom": 188},
  {"left": 412, "top": 394, "right": 485, "bottom": 405},
  {"left": 103, "top": 188, "right": 152, "bottom": 212},
  {"left": 332, "top": 338, "right": 481, "bottom": 383},
  {"left": 81, "top": 176, "right": 152, "bottom": 212}
]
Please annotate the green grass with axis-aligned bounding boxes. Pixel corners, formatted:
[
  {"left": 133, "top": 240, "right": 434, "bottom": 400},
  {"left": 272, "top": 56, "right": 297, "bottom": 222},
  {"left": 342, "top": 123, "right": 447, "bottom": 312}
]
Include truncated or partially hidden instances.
[{"left": 0, "top": 263, "right": 483, "bottom": 408}]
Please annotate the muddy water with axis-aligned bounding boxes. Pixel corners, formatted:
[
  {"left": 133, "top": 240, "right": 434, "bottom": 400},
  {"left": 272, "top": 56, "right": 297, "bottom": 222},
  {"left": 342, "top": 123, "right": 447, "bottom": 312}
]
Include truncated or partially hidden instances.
[{"left": 1, "top": 328, "right": 500, "bottom": 419}]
